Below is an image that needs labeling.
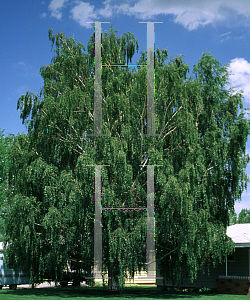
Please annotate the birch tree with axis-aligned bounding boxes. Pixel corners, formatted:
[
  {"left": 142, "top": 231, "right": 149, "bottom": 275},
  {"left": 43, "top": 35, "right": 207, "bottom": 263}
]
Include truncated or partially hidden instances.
[
  {"left": 3, "top": 26, "right": 250, "bottom": 291},
  {"left": 0, "top": 129, "right": 13, "bottom": 242}
]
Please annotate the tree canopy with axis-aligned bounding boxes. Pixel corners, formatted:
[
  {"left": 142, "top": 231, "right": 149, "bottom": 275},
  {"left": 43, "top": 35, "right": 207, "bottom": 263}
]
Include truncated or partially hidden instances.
[
  {"left": 3, "top": 26, "right": 250, "bottom": 289},
  {"left": 0, "top": 129, "right": 13, "bottom": 242},
  {"left": 238, "top": 208, "right": 250, "bottom": 223},
  {"left": 229, "top": 208, "right": 250, "bottom": 224}
]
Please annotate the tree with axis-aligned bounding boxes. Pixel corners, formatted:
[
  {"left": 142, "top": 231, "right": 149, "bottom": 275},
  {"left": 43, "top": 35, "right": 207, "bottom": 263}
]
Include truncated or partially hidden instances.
[
  {"left": 3, "top": 26, "right": 143, "bottom": 289},
  {"left": 155, "top": 52, "right": 250, "bottom": 287},
  {"left": 237, "top": 208, "right": 250, "bottom": 223},
  {"left": 3, "top": 26, "right": 250, "bottom": 291},
  {"left": 0, "top": 129, "right": 13, "bottom": 242}
]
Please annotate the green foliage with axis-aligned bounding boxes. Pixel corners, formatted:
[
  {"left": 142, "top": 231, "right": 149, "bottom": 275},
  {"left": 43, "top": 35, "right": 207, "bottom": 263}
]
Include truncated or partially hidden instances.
[
  {"left": 228, "top": 209, "right": 237, "bottom": 225},
  {"left": 0, "top": 129, "right": 13, "bottom": 242},
  {"left": 237, "top": 208, "right": 250, "bottom": 223},
  {"left": 227, "top": 208, "right": 250, "bottom": 225},
  {"left": 3, "top": 27, "right": 250, "bottom": 290},
  {"left": 4, "top": 134, "right": 95, "bottom": 284},
  {"left": 156, "top": 52, "right": 250, "bottom": 287}
]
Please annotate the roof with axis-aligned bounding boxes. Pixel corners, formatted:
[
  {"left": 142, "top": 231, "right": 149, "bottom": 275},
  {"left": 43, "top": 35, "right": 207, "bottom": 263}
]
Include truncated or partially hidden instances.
[{"left": 226, "top": 223, "right": 250, "bottom": 247}]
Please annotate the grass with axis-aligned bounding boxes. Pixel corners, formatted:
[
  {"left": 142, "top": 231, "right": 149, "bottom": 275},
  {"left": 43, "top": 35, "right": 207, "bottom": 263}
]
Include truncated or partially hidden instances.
[{"left": 0, "top": 284, "right": 249, "bottom": 299}]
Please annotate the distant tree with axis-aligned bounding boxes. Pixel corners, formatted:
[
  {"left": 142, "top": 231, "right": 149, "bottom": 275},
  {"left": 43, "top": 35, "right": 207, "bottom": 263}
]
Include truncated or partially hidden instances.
[
  {"left": 3, "top": 26, "right": 250, "bottom": 291},
  {"left": 237, "top": 208, "right": 250, "bottom": 223}
]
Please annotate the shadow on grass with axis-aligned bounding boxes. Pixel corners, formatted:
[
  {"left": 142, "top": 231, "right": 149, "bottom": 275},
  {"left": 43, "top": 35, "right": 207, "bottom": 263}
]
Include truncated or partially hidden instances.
[{"left": 0, "top": 285, "right": 217, "bottom": 298}]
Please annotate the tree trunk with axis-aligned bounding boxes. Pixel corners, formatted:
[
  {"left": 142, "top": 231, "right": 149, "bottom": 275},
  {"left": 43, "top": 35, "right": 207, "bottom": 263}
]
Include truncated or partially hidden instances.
[{"left": 108, "top": 263, "right": 119, "bottom": 291}]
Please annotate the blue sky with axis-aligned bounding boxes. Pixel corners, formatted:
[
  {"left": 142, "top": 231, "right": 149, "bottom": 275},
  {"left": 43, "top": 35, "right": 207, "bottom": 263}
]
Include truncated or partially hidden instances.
[{"left": 1, "top": 0, "right": 250, "bottom": 215}]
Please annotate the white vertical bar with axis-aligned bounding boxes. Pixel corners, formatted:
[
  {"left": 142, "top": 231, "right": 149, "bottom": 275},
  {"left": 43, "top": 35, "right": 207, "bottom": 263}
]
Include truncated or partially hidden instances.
[
  {"left": 146, "top": 22, "right": 155, "bottom": 136},
  {"left": 139, "top": 21, "right": 162, "bottom": 136},
  {"left": 94, "top": 165, "right": 102, "bottom": 281},
  {"left": 94, "top": 22, "right": 102, "bottom": 135},
  {"left": 147, "top": 165, "right": 155, "bottom": 280},
  {"left": 86, "top": 21, "right": 110, "bottom": 137}
]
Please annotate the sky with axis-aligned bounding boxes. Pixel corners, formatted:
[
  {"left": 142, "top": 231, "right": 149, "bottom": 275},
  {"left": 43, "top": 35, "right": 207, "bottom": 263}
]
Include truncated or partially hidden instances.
[{"left": 1, "top": 0, "right": 250, "bottom": 215}]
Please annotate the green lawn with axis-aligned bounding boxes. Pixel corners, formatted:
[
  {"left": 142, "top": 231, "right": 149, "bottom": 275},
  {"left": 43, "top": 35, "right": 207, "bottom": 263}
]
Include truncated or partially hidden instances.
[{"left": 0, "top": 284, "right": 249, "bottom": 299}]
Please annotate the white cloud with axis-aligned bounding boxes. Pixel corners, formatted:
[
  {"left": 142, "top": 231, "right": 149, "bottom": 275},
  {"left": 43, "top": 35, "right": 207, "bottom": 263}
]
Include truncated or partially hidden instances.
[
  {"left": 220, "top": 31, "right": 231, "bottom": 41},
  {"left": 40, "top": 12, "right": 47, "bottom": 18},
  {"left": 228, "top": 58, "right": 250, "bottom": 101},
  {"left": 97, "top": 0, "right": 225, "bottom": 30},
  {"left": 16, "top": 61, "right": 26, "bottom": 67},
  {"left": 98, "top": 0, "right": 250, "bottom": 30},
  {"left": 70, "top": 2, "right": 98, "bottom": 28},
  {"left": 221, "top": 31, "right": 231, "bottom": 37},
  {"left": 98, "top": 0, "right": 113, "bottom": 18},
  {"left": 48, "top": 0, "right": 68, "bottom": 20},
  {"left": 235, "top": 35, "right": 244, "bottom": 40},
  {"left": 48, "top": 0, "right": 250, "bottom": 30}
]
